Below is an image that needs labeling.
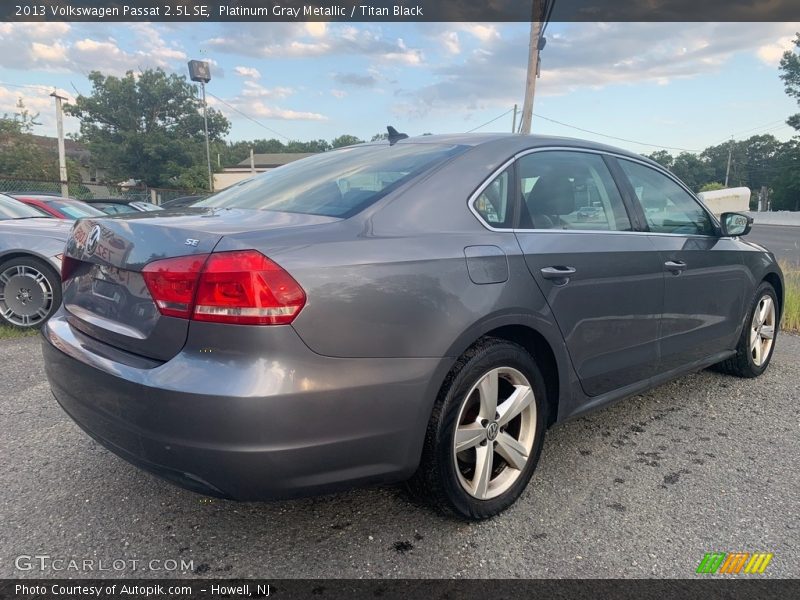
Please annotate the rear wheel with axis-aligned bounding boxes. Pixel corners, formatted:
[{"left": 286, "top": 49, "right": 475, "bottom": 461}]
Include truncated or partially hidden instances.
[
  {"left": 715, "top": 281, "right": 778, "bottom": 378},
  {"left": 408, "top": 337, "right": 547, "bottom": 519},
  {"left": 0, "top": 256, "right": 61, "bottom": 329}
]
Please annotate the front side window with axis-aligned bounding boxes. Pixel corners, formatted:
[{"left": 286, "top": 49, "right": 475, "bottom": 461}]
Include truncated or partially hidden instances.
[
  {"left": 197, "top": 144, "right": 466, "bottom": 218},
  {"left": 618, "top": 159, "right": 715, "bottom": 236},
  {"left": 516, "top": 151, "right": 631, "bottom": 231}
]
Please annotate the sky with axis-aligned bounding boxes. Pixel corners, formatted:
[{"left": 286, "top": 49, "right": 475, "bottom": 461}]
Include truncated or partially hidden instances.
[{"left": 0, "top": 21, "right": 798, "bottom": 159}]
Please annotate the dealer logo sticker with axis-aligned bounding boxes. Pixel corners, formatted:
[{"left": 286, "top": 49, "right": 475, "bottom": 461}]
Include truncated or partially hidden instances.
[{"left": 696, "top": 552, "right": 773, "bottom": 574}]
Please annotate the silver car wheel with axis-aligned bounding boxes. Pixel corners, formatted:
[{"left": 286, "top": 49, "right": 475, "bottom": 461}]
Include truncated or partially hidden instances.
[
  {"left": 0, "top": 264, "right": 55, "bottom": 327},
  {"left": 750, "top": 294, "right": 776, "bottom": 367},
  {"left": 453, "top": 366, "right": 536, "bottom": 500}
]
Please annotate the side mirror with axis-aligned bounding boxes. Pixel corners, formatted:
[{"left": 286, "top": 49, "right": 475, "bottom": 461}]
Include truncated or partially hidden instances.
[{"left": 720, "top": 212, "right": 753, "bottom": 237}]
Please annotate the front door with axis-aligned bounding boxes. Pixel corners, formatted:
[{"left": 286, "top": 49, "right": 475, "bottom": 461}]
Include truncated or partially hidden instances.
[{"left": 613, "top": 157, "right": 749, "bottom": 372}]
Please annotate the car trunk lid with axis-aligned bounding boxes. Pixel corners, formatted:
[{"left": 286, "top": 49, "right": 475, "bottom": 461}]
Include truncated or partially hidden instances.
[{"left": 62, "top": 208, "right": 338, "bottom": 360}]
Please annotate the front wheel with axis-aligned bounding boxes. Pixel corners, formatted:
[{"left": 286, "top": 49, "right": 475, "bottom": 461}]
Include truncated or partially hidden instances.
[
  {"left": 408, "top": 337, "right": 547, "bottom": 519},
  {"left": 715, "top": 281, "right": 778, "bottom": 378}
]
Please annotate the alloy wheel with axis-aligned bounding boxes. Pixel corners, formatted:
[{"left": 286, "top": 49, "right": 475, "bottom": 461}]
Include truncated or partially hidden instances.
[
  {"left": 453, "top": 366, "right": 537, "bottom": 500},
  {"left": 0, "top": 264, "right": 55, "bottom": 327},
  {"left": 750, "top": 294, "right": 776, "bottom": 367}
]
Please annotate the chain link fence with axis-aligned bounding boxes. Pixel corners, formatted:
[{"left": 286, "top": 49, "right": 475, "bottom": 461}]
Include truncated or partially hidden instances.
[{"left": 0, "top": 176, "right": 197, "bottom": 206}]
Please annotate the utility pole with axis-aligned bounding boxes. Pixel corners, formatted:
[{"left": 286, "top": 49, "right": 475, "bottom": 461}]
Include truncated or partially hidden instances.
[
  {"left": 512, "top": 104, "right": 518, "bottom": 133},
  {"left": 519, "top": 0, "right": 544, "bottom": 134},
  {"left": 201, "top": 81, "right": 213, "bottom": 192},
  {"left": 188, "top": 60, "right": 213, "bottom": 193},
  {"left": 724, "top": 137, "right": 733, "bottom": 187},
  {"left": 50, "top": 91, "right": 69, "bottom": 198}
]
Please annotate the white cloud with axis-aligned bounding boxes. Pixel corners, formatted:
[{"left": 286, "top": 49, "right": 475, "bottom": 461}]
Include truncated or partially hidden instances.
[
  {"left": 756, "top": 26, "right": 799, "bottom": 65},
  {"left": 0, "top": 22, "right": 187, "bottom": 75},
  {"left": 441, "top": 32, "right": 460, "bottom": 55},
  {"left": 0, "top": 85, "right": 76, "bottom": 133},
  {"left": 457, "top": 24, "right": 500, "bottom": 43},
  {"left": 396, "top": 22, "right": 800, "bottom": 117},
  {"left": 208, "top": 23, "right": 424, "bottom": 65},
  {"left": 235, "top": 100, "right": 327, "bottom": 121},
  {"left": 240, "top": 80, "right": 293, "bottom": 99},
  {"left": 234, "top": 66, "right": 261, "bottom": 79},
  {"left": 331, "top": 89, "right": 347, "bottom": 98}
]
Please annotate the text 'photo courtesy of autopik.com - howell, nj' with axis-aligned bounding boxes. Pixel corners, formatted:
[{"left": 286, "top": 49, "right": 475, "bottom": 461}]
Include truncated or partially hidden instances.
[{"left": 0, "top": 1, "right": 799, "bottom": 599}]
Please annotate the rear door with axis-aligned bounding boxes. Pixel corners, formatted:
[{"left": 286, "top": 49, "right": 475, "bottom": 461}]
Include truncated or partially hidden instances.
[
  {"left": 511, "top": 149, "right": 664, "bottom": 397},
  {"left": 612, "top": 158, "right": 748, "bottom": 371}
]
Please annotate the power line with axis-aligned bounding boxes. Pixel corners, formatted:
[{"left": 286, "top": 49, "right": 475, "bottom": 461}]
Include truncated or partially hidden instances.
[
  {"left": 466, "top": 108, "right": 515, "bottom": 132},
  {"left": 205, "top": 91, "right": 290, "bottom": 141},
  {"left": 532, "top": 112, "right": 701, "bottom": 152},
  {"left": 540, "top": 0, "right": 557, "bottom": 39},
  {"left": 0, "top": 81, "right": 58, "bottom": 93}
]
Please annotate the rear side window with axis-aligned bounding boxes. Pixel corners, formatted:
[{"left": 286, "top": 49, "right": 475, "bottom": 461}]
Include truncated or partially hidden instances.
[
  {"left": 517, "top": 151, "right": 631, "bottom": 231},
  {"left": 0, "top": 194, "right": 49, "bottom": 219},
  {"left": 197, "top": 144, "right": 466, "bottom": 218},
  {"left": 618, "top": 159, "right": 715, "bottom": 236},
  {"left": 473, "top": 168, "right": 513, "bottom": 228}
]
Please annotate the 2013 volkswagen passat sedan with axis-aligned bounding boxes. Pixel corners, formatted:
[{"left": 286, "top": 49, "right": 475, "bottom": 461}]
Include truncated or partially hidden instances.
[{"left": 43, "top": 134, "right": 783, "bottom": 519}]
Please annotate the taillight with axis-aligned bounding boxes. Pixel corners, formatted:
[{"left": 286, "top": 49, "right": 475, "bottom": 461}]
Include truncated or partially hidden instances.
[
  {"left": 142, "top": 255, "right": 207, "bottom": 319},
  {"left": 61, "top": 255, "right": 80, "bottom": 282},
  {"left": 142, "top": 250, "right": 306, "bottom": 325}
]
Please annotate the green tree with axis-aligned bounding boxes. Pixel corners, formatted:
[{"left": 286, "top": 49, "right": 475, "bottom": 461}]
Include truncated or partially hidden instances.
[
  {"left": 0, "top": 99, "right": 81, "bottom": 182},
  {"left": 331, "top": 134, "right": 364, "bottom": 148},
  {"left": 771, "top": 139, "right": 800, "bottom": 210},
  {"left": 66, "top": 69, "right": 230, "bottom": 188},
  {"left": 779, "top": 33, "right": 800, "bottom": 131},
  {"left": 669, "top": 152, "right": 711, "bottom": 191},
  {"left": 699, "top": 182, "right": 726, "bottom": 192},
  {"left": 646, "top": 150, "right": 673, "bottom": 170}
]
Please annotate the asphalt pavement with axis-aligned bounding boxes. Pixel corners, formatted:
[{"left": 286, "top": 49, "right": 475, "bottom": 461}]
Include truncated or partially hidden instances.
[
  {"left": 1, "top": 333, "right": 798, "bottom": 579},
  {"left": 749, "top": 224, "right": 799, "bottom": 264}
]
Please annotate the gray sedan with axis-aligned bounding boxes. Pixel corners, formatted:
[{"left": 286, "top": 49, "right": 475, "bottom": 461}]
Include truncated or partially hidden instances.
[
  {"left": 42, "top": 134, "right": 783, "bottom": 519},
  {"left": 0, "top": 193, "right": 69, "bottom": 328}
]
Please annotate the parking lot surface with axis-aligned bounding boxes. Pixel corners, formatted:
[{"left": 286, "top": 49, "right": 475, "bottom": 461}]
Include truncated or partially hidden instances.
[{"left": 1, "top": 334, "right": 798, "bottom": 579}]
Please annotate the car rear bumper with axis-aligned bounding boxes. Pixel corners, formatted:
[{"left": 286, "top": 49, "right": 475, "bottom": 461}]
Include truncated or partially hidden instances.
[{"left": 42, "top": 313, "right": 447, "bottom": 500}]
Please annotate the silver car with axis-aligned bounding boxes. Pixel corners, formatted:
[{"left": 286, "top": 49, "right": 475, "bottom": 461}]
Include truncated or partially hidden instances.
[
  {"left": 0, "top": 193, "right": 69, "bottom": 328},
  {"left": 42, "top": 134, "right": 783, "bottom": 519}
]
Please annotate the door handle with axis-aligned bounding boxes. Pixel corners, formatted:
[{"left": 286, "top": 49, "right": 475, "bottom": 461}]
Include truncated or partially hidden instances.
[
  {"left": 664, "top": 260, "right": 687, "bottom": 274},
  {"left": 540, "top": 266, "right": 577, "bottom": 284}
]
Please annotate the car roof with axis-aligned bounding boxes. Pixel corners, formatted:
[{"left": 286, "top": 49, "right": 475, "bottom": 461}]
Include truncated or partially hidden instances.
[
  {"left": 84, "top": 197, "right": 140, "bottom": 204},
  {"left": 14, "top": 194, "right": 80, "bottom": 202},
  {"left": 366, "top": 132, "right": 658, "bottom": 167}
]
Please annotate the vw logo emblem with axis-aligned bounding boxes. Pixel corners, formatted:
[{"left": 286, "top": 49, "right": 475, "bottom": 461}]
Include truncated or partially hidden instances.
[
  {"left": 486, "top": 421, "right": 499, "bottom": 441},
  {"left": 86, "top": 225, "right": 101, "bottom": 256}
]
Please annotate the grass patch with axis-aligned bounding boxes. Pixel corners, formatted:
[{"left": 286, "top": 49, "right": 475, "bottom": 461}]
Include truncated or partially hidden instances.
[
  {"left": 781, "top": 260, "right": 800, "bottom": 333},
  {"left": 0, "top": 324, "right": 39, "bottom": 340}
]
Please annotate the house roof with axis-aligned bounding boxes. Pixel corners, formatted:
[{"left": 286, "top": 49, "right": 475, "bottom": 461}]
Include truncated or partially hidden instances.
[
  {"left": 235, "top": 153, "right": 316, "bottom": 168},
  {"left": 30, "top": 135, "right": 91, "bottom": 164}
]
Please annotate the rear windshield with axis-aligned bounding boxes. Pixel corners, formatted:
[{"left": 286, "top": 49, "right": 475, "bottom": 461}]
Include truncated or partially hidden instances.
[
  {"left": 0, "top": 194, "right": 50, "bottom": 219},
  {"left": 46, "top": 200, "right": 105, "bottom": 219},
  {"left": 196, "top": 143, "right": 466, "bottom": 218}
]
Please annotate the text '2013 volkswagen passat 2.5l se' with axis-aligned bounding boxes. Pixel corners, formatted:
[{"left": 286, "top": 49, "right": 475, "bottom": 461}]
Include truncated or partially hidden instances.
[{"left": 42, "top": 133, "right": 783, "bottom": 519}]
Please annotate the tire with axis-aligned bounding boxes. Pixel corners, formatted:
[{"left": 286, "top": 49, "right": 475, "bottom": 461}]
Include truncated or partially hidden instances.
[
  {"left": 0, "top": 256, "right": 61, "bottom": 329},
  {"left": 407, "top": 337, "right": 547, "bottom": 520},
  {"left": 715, "top": 281, "right": 778, "bottom": 378}
]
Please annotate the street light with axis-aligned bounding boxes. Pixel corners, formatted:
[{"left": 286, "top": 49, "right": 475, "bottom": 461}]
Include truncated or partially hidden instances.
[{"left": 188, "top": 60, "right": 213, "bottom": 192}]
